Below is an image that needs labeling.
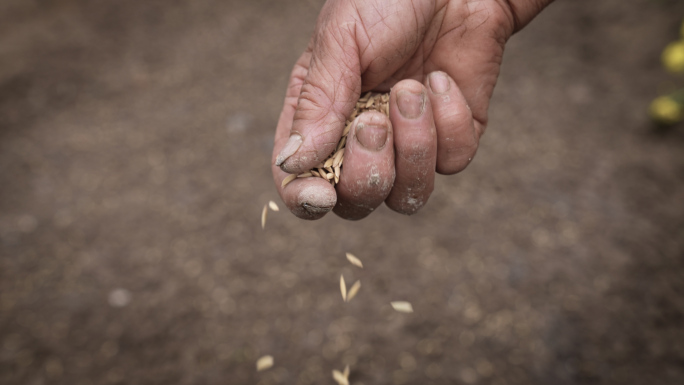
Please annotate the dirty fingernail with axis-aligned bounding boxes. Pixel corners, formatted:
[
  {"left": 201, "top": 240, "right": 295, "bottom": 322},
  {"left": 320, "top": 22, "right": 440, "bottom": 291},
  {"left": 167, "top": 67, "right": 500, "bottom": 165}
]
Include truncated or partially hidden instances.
[
  {"left": 397, "top": 89, "right": 425, "bottom": 119},
  {"left": 429, "top": 71, "right": 450, "bottom": 94},
  {"left": 275, "top": 134, "right": 302, "bottom": 166},
  {"left": 355, "top": 122, "right": 388, "bottom": 151}
]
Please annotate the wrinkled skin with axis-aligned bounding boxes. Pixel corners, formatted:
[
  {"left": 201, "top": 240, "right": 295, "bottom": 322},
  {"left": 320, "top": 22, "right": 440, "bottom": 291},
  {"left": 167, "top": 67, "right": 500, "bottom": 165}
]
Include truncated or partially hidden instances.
[{"left": 272, "top": 0, "right": 552, "bottom": 220}]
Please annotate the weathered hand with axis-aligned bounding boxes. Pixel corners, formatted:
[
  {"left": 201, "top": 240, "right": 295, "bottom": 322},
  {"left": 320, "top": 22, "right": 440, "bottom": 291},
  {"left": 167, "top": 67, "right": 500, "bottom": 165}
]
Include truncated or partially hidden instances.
[{"left": 272, "top": 0, "right": 551, "bottom": 220}]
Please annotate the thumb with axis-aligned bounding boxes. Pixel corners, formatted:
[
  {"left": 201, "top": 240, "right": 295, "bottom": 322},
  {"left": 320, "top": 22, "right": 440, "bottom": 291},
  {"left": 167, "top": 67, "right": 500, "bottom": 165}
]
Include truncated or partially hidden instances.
[{"left": 275, "top": 8, "right": 361, "bottom": 174}]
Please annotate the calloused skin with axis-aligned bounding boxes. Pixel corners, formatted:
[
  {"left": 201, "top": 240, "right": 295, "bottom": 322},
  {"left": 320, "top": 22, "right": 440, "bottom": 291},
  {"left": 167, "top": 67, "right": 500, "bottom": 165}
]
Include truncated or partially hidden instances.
[{"left": 272, "top": 0, "right": 553, "bottom": 220}]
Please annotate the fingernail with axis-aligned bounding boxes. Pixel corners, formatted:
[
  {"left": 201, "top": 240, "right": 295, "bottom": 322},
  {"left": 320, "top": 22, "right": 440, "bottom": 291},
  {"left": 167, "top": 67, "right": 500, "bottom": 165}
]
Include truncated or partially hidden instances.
[
  {"left": 429, "top": 71, "right": 450, "bottom": 94},
  {"left": 397, "top": 89, "right": 425, "bottom": 119},
  {"left": 355, "top": 122, "right": 388, "bottom": 151},
  {"left": 275, "top": 134, "right": 302, "bottom": 166}
]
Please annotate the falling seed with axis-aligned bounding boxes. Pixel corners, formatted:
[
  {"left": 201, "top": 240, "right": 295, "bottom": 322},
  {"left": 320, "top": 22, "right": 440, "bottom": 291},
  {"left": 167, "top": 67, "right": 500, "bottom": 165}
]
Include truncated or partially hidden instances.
[
  {"left": 345, "top": 253, "right": 363, "bottom": 268},
  {"left": 347, "top": 280, "right": 361, "bottom": 302},
  {"left": 261, "top": 205, "right": 268, "bottom": 229},
  {"left": 391, "top": 301, "right": 414, "bottom": 313},
  {"left": 343, "top": 365, "right": 350, "bottom": 378},
  {"left": 256, "top": 355, "right": 274, "bottom": 371},
  {"left": 281, "top": 174, "right": 297, "bottom": 187},
  {"left": 340, "top": 275, "right": 347, "bottom": 302},
  {"left": 268, "top": 201, "right": 279, "bottom": 211},
  {"left": 332, "top": 369, "right": 349, "bottom": 385}
]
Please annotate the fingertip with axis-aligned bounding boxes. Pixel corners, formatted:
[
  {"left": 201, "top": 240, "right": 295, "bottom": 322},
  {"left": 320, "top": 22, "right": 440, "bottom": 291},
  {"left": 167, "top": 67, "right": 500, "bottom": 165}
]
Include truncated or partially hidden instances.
[
  {"left": 291, "top": 182, "right": 337, "bottom": 220},
  {"left": 334, "top": 111, "right": 395, "bottom": 220},
  {"left": 424, "top": 71, "right": 479, "bottom": 175}
]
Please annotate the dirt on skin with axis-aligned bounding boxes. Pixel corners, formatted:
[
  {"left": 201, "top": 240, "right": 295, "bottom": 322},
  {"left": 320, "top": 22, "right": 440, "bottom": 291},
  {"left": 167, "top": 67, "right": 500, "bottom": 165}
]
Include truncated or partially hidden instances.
[{"left": 1, "top": 0, "right": 684, "bottom": 384}]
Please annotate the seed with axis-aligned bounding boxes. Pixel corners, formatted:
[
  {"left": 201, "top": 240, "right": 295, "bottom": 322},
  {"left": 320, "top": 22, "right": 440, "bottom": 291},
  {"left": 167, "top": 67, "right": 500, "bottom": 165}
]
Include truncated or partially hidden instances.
[
  {"left": 347, "top": 280, "right": 361, "bottom": 302},
  {"left": 332, "top": 369, "right": 349, "bottom": 385},
  {"left": 332, "top": 149, "right": 344, "bottom": 168},
  {"left": 343, "top": 365, "right": 350, "bottom": 378},
  {"left": 345, "top": 253, "right": 363, "bottom": 268},
  {"left": 297, "top": 172, "right": 312, "bottom": 178},
  {"left": 256, "top": 355, "right": 273, "bottom": 371},
  {"left": 281, "top": 174, "right": 296, "bottom": 188},
  {"left": 261, "top": 205, "right": 268, "bottom": 229},
  {"left": 268, "top": 201, "right": 279, "bottom": 212},
  {"left": 391, "top": 301, "right": 414, "bottom": 313},
  {"left": 340, "top": 274, "right": 347, "bottom": 302},
  {"left": 297, "top": 92, "right": 389, "bottom": 188}
]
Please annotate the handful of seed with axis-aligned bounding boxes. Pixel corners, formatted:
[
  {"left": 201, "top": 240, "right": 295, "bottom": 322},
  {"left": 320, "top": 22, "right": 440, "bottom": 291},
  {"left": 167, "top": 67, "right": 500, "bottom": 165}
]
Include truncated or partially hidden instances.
[{"left": 282, "top": 92, "right": 390, "bottom": 188}]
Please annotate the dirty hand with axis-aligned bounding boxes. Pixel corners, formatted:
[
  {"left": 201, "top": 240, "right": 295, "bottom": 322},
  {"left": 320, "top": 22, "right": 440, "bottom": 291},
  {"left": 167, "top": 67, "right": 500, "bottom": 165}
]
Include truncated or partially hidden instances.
[{"left": 272, "top": 0, "right": 551, "bottom": 220}]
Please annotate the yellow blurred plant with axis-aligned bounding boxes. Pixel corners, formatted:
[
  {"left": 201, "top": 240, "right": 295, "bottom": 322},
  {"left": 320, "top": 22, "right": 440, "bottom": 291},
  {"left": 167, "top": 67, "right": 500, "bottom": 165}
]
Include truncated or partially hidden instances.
[{"left": 649, "top": 18, "right": 684, "bottom": 125}]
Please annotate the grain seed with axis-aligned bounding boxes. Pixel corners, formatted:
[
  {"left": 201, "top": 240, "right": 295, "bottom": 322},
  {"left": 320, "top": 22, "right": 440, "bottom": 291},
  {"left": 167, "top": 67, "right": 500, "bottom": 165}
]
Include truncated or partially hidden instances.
[
  {"left": 347, "top": 280, "right": 361, "bottom": 302},
  {"left": 281, "top": 174, "right": 296, "bottom": 188},
  {"left": 343, "top": 365, "right": 350, "bottom": 378},
  {"left": 340, "top": 275, "right": 347, "bottom": 302},
  {"left": 332, "top": 149, "right": 344, "bottom": 167},
  {"left": 256, "top": 355, "right": 273, "bottom": 371},
  {"left": 332, "top": 369, "right": 349, "bottom": 385},
  {"left": 261, "top": 205, "right": 268, "bottom": 229},
  {"left": 391, "top": 301, "right": 414, "bottom": 313},
  {"left": 297, "top": 172, "right": 312, "bottom": 178},
  {"left": 268, "top": 201, "right": 279, "bottom": 212},
  {"left": 345, "top": 253, "right": 363, "bottom": 268}
]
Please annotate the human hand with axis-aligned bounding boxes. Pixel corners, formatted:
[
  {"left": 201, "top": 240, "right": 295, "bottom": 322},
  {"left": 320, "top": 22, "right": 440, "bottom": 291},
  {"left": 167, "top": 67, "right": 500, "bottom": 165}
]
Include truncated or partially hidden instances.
[{"left": 272, "top": 0, "right": 552, "bottom": 220}]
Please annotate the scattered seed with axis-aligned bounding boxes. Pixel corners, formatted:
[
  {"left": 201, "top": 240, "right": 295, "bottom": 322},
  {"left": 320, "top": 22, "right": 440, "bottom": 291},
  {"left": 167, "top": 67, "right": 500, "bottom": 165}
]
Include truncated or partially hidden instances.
[
  {"left": 391, "top": 301, "right": 414, "bottom": 313},
  {"left": 340, "top": 275, "right": 347, "bottom": 302},
  {"left": 347, "top": 280, "right": 361, "bottom": 302},
  {"left": 261, "top": 205, "right": 268, "bottom": 229},
  {"left": 332, "top": 369, "right": 349, "bottom": 385},
  {"left": 256, "top": 355, "right": 273, "bottom": 371},
  {"left": 345, "top": 253, "right": 363, "bottom": 268},
  {"left": 268, "top": 201, "right": 279, "bottom": 212},
  {"left": 281, "top": 174, "right": 296, "bottom": 188}
]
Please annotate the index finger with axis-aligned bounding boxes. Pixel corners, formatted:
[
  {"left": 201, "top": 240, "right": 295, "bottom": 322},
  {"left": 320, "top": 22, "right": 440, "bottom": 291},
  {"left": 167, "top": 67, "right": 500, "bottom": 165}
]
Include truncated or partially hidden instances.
[{"left": 272, "top": 53, "right": 337, "bottom": 220}]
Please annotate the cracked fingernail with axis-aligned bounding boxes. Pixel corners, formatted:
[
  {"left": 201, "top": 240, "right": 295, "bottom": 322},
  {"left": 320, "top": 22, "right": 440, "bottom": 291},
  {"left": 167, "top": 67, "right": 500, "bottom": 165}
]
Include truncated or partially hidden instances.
[{"left": 275, "top": 134, "right": 302, "bottom": 166}]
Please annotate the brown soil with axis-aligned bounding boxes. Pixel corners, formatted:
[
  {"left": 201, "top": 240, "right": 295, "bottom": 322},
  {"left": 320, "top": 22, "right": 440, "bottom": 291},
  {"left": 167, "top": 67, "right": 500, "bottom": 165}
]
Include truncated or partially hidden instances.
[{"left": 1, "top": 0, "right": 684, "bottom": 384}]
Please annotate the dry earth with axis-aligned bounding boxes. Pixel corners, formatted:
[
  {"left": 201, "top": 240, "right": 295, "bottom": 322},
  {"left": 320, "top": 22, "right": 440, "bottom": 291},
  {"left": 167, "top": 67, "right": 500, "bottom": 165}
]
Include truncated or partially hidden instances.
[{"left": 1, "top": 0, "right": 684, "bottom": 384}]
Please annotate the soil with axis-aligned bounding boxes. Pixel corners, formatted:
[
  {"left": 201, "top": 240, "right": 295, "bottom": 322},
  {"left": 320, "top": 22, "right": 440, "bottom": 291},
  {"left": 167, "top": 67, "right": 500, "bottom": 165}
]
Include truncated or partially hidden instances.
[{"left": 1, "top": 0, "right": 684, "bottom": 384}]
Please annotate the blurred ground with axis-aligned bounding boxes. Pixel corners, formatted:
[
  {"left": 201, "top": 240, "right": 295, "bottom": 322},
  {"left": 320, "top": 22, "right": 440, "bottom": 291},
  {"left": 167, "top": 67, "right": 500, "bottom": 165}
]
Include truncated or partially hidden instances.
[{"left": 1, "top": 0, "right": 684, "bottom": 384}]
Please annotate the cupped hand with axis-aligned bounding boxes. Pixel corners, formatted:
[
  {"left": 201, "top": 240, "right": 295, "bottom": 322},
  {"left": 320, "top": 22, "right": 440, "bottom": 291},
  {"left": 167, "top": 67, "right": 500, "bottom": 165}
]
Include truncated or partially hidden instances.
[{"left": 272, "top": 0, "right": 551, "bottom": 220}]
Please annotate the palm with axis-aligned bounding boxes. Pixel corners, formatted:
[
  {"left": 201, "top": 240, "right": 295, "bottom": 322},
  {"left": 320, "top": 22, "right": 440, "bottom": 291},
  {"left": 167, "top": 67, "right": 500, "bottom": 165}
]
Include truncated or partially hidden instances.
[{"left": 353, "top": 0, "right": 514, "bottom": 132}]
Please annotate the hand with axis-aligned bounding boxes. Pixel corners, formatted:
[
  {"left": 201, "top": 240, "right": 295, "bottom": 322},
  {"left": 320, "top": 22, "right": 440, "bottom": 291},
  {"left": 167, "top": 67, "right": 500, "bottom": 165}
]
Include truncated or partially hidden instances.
[{"left": 272, "top": 0, "right": 552, "bottom": 220}]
